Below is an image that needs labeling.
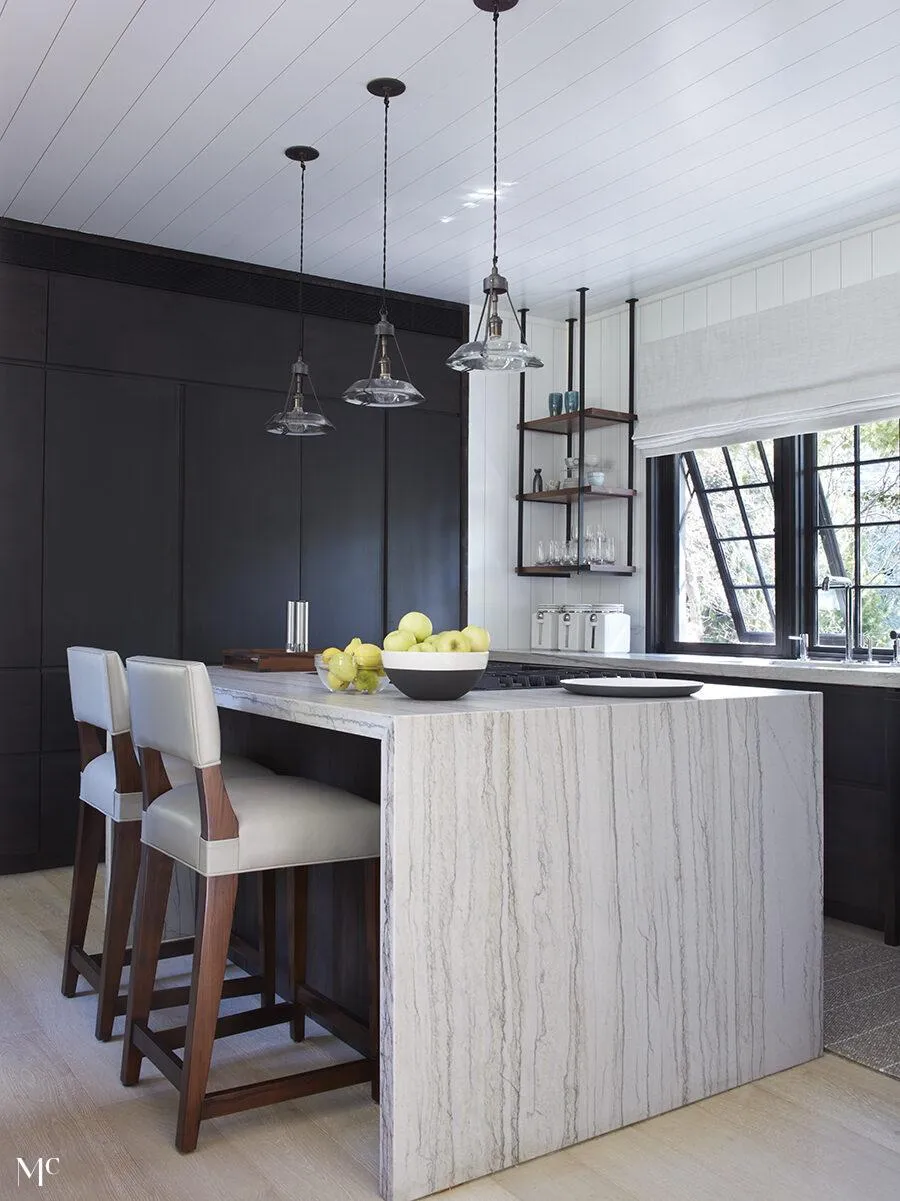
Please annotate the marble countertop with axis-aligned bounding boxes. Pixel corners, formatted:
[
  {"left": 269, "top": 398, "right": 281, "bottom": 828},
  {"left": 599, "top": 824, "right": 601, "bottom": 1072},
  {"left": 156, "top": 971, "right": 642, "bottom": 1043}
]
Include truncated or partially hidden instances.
[
  {"left": 208, "top": 665, "right": 803, "bottom": 740},
  {"left": 495, "top": 649, "right": 900, "bottom": 689}
]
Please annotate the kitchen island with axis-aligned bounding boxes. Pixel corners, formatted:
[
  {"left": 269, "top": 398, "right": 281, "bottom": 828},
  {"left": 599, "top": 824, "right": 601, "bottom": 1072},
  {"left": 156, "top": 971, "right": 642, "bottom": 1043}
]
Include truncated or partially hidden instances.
[{"left": 207, "top": 667, "right": 823, "bottom": 1201}]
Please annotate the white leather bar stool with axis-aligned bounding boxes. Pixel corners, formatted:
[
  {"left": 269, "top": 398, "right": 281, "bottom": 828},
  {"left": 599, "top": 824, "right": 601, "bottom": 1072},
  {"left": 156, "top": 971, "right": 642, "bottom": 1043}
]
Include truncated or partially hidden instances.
[
  {"left": 62, "top": 647, "right": 275, "bottom": 1041},
  {"left": 121, "top": 656, "right": 381, "bottom": 1153}
]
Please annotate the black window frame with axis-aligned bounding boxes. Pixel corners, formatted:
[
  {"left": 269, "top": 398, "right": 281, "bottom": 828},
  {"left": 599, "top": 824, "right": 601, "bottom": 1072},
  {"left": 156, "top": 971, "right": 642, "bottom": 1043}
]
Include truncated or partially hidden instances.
[{"left": 647, "top": 428, "right": 896, "bottom": 662}]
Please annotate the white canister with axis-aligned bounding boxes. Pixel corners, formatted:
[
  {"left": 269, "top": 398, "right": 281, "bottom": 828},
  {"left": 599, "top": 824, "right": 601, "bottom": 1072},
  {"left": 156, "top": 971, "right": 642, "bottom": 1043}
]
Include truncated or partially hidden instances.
[
  {"left": 556, "top": 604, "right": 592, "bottom": 652},
  {"left": 581, "top": 607, "right": 631, "bottom": 654},
  {"left": 530, "top": 606, "right": 560, "bottom": 651}
]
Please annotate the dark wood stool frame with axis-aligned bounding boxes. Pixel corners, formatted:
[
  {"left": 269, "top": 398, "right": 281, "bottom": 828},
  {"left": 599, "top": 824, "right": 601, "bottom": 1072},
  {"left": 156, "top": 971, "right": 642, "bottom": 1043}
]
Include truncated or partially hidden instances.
[
  {"left": 61, "top": 722, "right": 275, "bottom": 1041},
  {"left": 121, "top": 748, "right": 380, "bottom": 1153}
]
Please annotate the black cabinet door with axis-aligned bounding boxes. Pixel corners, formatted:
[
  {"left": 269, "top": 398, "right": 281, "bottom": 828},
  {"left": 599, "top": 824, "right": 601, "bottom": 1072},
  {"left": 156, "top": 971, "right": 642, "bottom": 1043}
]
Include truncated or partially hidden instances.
[
  {"left": 182, "top": 383, "right": 302, "bottom": 663},
  {"left": 0, "top": 264, "right": 47, "bottom": 361},
  {"left": 386, "top": 410, "right": 463, "bottom": 634},
  {"left": 0, "top": 755, "right": 40, "bottom": 858},
  {"left": 300, "top": 400, "right": 385, "bottom": 648},
  {"left": 39, "top": 750, "right": 80, "bottom": 867},
  {"left": 0, "top": 364, "right": 43, "bottom": 667},
  {"left": 0, "top": 669, "right": 40, "bottom": 754},
  {"left": 42, "top": 370, "right": 181, "bottom": 666}
]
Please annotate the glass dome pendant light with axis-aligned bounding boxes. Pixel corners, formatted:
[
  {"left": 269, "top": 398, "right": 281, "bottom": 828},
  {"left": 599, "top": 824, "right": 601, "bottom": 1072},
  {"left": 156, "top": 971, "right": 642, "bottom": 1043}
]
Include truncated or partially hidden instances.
[
  {"left": 266, "top": 145, "right": 334, "bottom": 436},
  {"left": 343, "top": 79, "right": 424, "bottom": 408},
  {"left": 447, "top": 0, "right": 542, "bottom": 373}
]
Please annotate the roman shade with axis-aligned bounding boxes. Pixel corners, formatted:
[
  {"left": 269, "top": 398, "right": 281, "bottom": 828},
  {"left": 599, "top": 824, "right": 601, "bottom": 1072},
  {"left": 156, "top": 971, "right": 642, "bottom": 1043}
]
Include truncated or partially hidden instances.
[{"left": 635, "top": 273, "right": 900, "bottom": 457}]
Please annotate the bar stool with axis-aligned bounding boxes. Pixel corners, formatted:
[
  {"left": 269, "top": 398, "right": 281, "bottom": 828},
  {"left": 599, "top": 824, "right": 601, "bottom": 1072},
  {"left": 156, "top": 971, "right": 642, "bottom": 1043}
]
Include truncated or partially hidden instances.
[
  {"left": 121, "top": 655, "right": 381, "bottom": 1153},
  {"left": 62, "top": 647, "right": 275, "bottom": 1041}
]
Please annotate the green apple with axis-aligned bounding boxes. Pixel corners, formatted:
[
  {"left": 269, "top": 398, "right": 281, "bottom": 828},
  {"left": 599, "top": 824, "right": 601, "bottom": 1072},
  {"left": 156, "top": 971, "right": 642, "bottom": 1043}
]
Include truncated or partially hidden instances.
[
  {"left": 329, "top": 651, "right": 358, "bottom": 683},
  {"left": 326, "top": 670, "right": 350, "bottom": 691},
  {"left": 383, "top": 629, "right": 416, "bottom": 652},
  {"left": 398, "top": 611, "right": 433, "bottom": 643},
  {"left": 416, "top": 640, "right": 437, "bottom": 652},
  {"left": 344, "top": 636, "right": 363, "bottom": 655},
  {"left": 355, "top": 669, "right": 380, "bottom": 693},
  {"left": 355, "top": 642, "right": 383, "bottom": 670},
  {"left": 461, "top": 624, "right": 490, "bottom": 652},
  {"left": 434, "top": 630, "right": 472, "bottom": 653}
]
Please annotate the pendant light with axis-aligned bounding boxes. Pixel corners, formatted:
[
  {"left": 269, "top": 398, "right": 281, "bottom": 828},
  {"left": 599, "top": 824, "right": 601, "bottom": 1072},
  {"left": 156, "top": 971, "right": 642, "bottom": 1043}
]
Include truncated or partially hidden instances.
[
  {"left": 266, "top": 145, "right": 334, "bottom": 436},
  {"left": 343, "top": 79, "right": 424, "bottom": 408},
  {"left": 447, "top": 0, "right": 542, "bottom": 373}
]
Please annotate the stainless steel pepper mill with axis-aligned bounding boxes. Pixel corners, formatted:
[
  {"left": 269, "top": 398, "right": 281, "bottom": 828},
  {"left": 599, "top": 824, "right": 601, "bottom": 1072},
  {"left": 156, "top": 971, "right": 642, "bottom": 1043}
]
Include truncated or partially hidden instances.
[{"left": 286, "top": 600, "right": 309, "bottom": 653}]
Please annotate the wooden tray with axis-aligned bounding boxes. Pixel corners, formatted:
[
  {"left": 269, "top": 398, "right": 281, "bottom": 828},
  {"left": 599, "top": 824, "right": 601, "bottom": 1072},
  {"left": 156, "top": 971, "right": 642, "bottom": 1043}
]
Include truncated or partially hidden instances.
[{"left": 222, "top": 649, "right": 323, "bottom": 672}]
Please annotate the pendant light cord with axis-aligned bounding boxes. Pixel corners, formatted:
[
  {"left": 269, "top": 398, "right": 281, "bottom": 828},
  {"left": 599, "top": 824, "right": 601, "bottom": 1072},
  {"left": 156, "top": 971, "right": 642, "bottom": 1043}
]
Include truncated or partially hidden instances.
[
  {"left": 492, "top": 0, "right": 499, "bottom": 268},
  {"left": 298, "top": 159, "right": 306, "bottom": 355},
  {"left": 381, "top": 95, "right": 390, "bottom": 316}
]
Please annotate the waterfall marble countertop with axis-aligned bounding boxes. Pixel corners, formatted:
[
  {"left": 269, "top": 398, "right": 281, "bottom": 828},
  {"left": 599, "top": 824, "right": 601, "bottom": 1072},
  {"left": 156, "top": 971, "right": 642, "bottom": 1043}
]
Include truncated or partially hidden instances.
[{"left": 208, "top": 666, "right": 824, "bottom": 1201}]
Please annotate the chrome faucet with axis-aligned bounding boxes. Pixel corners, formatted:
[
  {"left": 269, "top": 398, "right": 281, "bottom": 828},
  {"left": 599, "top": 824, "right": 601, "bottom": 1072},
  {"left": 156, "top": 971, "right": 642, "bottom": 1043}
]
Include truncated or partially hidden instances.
[
  {"left": 890, "top": 630, "right": 900, "bottom": 665},
  {"left": 820, "top": 575, "right": 854, "bottom": 663}
]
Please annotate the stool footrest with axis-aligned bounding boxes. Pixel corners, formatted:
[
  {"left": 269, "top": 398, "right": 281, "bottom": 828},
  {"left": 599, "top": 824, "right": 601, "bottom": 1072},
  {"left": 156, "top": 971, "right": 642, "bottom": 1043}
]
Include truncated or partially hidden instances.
[
  {"left": 155, "top": 998, "right": 292, "bottom": 1052},
  {"left": 201, "top": 1057, "right": 373, "bottom": 1121},
  {"left": 133, "top": 1021, "right": 184, "bottom": 1089},
  {"left": 294, "top": 983, "right": 371, "bottom": 1057},
  {"left": 69, "top": 947, "right": 102, "bottom": 990}
]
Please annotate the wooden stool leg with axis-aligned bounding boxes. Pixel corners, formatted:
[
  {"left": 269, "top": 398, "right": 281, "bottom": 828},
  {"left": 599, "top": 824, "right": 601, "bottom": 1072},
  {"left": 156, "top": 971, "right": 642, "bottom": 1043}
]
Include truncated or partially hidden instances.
[
  {"left": 364, "top": 858, "right": 380, "bottom": 1103},
  {"left": 287, "top": 866, "right": 308, "bottom": 1043},
  {"left": 257, "top": 872, "right": 277, "bottom": 1008},
  {"left": 176, "top": 873, "right": 239, "bottom": 1153},
  {"left": 95, "top": 819, "right": 142, "bottom": 1041},
  {"left": 121, "top": 846, "right": 174, "bottom": 1086},
  {"left": 61, "top": 801, "right": 105, "bottom": 997}
]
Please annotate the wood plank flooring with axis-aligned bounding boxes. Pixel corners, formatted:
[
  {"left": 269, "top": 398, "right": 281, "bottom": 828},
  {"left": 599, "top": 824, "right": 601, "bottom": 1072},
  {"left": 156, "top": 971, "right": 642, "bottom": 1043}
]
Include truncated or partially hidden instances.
[{"left": 0, "top": 868, "right": 899, "bottom": 1200}]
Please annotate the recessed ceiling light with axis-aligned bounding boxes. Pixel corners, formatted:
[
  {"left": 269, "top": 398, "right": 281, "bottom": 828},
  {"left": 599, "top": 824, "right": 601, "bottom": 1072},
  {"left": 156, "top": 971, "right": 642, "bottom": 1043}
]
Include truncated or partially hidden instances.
[{"left": 440, "top": 216, "right": 454, "bottom": 223}]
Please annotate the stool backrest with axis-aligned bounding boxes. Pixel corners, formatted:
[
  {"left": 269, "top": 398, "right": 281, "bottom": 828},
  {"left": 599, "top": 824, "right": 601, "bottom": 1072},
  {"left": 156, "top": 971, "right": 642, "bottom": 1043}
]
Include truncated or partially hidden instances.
[
  {"left": 126, "top": 657, "right": 236, "bottom": 841},
  {"left": 126, "top": 657, "right": 221, "bottom": 768},
  {"left": 67, "top": 647, "right": 131, "bottom": 734},
  {"left": 66, "top": 647, "right": 140, "bottom": 790}
]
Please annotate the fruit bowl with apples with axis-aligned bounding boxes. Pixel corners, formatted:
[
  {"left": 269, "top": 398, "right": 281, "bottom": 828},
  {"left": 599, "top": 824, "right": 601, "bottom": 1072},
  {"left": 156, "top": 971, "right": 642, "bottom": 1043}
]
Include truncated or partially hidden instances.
[
  {"left": 315, "top": 639, "right": 391, "bottom": 694},
  {"left": 380, "top": 612, "right": 490, "bottom": 701}
]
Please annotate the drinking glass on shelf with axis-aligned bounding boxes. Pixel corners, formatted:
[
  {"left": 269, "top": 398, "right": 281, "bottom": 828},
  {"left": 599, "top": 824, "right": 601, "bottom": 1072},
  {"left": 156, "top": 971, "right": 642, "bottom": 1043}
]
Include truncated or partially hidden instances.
[
  {"left": 549, "top": 539, "right": 562, "bottom": 565},
  {"left": 535, "top": 540, "right": 548, "bottom": 566},
  {"left": 589, "top": 530, "right": 605, "bottom": 565},
  {"left": 565, "top": 539, "right": 579, "bottom": 567},
  {"left": 603, "top": 534, "right": 616, "bottom": 565}
]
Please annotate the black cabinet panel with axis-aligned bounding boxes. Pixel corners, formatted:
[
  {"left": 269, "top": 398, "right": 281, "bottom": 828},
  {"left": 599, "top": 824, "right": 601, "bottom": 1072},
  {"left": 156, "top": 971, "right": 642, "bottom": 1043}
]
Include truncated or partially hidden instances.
[
  {"left": 40, "top": 750, "right": 80, "bottom": 866},
  {"left": 0, "top": 364, "right": 43, "bottom": 666},
  {"left": 48, "top": 275, "right": 297, "bottom": 391},
  {"left": 41, "top": 668, "right": 78, "bottom": 752},
  {"left": 302, "top": 315, "right": 377, "bottom": 401},
  {"left": 43, "top": 370, "right": 181, "bottom": 667},
  {"left": 386, "top": 411, "right": 462, "bottom": 634},
  {"left": 391, "top": 330, "right": 462, "bottom": 415},
  {"left": 0, "top": 263, "right": 46, "bottom": 361},
  {"left": 0, "top": 754, "right": 40, "bottom": 856},
  {"left": 182, "top": 383, "right": 301, "bottom": 663},
  {"left": 0, "top": 670, "right": 40, "bottom": 754},
  {"left": 300, "top": 400, "right": 385, "bottom": 648}
]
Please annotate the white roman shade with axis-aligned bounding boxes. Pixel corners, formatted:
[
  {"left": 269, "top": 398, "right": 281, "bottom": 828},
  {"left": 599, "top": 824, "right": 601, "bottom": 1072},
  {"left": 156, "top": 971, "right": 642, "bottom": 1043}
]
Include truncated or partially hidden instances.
[{"left": 636, "top": 273, "right": 900, "bottom": 456}]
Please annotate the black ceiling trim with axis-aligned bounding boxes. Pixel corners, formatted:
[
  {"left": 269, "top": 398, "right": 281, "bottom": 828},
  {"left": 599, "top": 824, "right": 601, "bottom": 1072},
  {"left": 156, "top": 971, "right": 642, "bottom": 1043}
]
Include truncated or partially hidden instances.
[{"left": 0, "top": 218, "right": 468, "bottom": 341}]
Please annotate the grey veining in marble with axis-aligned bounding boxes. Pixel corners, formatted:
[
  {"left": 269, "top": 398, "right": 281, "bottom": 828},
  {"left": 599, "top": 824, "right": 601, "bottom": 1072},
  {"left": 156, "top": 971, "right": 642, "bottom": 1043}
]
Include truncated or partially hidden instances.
[
  {"left": 495, "top": 648, "right": 900, "bottom": 689},
  {"left": 208, "top": 667, "right": 824, "bottom": 1201}
]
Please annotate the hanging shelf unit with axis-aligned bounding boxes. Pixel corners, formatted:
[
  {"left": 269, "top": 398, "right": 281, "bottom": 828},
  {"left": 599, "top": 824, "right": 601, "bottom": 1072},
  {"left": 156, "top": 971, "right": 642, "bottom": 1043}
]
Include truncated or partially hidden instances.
[{"left": 515, "top": 289, "right": 638, "bottom": 579}]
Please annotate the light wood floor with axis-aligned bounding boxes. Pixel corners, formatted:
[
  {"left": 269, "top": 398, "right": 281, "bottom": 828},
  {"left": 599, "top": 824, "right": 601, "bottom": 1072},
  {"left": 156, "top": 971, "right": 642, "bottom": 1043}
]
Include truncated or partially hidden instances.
[{"left": 1, "top": 868, "right": 899, "bottom": 1201}]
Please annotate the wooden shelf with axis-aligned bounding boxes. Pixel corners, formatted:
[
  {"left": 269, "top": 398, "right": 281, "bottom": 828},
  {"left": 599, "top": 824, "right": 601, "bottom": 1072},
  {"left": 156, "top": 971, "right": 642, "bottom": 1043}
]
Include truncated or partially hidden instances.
[
  {"left": 519, "top": 407, "right": 637, "bottom": 435},
  {"left": 517, "top": 564, "right": 637, "bottom": 578},
  {"left": 518, "top": 485, "right": 637, "bottom": 504}
]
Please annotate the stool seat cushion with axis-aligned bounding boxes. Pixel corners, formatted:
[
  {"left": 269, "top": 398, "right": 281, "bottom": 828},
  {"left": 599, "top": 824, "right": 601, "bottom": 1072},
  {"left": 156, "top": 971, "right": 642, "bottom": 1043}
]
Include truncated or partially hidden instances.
[
  {"left": 80, "top": 753, "right": 273, "bottom": 823},
  {"left": 141, "top": 775, "right": 380, "bottom": 875}
]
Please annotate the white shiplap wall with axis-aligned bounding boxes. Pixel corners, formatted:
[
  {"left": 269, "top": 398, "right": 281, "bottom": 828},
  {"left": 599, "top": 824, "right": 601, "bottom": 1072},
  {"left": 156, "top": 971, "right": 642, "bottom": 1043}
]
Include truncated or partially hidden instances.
[
  {"left": 467, "top": 307, "right": 644, "bottom": 651},
  {"left": 639, "top": 212, "right": 900, "bottom": 344}
]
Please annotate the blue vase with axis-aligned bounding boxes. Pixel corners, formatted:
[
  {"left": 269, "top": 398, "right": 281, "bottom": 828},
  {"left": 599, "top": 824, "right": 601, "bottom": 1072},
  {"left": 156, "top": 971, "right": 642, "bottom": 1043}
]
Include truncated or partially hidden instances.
[
  {"left": 564, "top": 390, "right": 580, "bottom": 412},
  {"left": 548, "top": 392, "right": 563, "bottom": 416}
]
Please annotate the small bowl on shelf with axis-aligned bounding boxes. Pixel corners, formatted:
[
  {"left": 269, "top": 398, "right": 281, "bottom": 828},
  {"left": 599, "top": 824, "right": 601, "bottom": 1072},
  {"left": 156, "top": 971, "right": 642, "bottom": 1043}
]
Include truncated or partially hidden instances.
[
  {"left": 382, "top": 651, "right": 489, "bottom": 701},
  {"left": 314, "top": 655, "right": 390, "bottom": 694},
  {"left": 586, "top": 471, "right": 606, "bottom": 486}
]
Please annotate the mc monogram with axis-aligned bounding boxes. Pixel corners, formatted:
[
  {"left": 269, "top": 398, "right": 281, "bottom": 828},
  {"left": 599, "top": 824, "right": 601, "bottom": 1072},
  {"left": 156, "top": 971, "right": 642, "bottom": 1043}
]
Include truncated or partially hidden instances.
[{"left": 16, "top": 1158, "right": 60, "bottom": 1187}]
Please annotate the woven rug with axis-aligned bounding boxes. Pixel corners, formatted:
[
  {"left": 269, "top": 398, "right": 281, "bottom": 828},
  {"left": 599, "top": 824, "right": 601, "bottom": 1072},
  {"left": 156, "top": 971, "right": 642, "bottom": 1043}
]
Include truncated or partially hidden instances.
[{"left": 825, "top": 919, "right": 900, "bottom": 1079}]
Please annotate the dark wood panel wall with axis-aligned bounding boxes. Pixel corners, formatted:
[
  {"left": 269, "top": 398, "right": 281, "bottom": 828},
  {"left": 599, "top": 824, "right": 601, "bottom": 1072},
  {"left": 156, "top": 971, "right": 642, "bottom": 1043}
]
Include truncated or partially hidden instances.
[{"left": 0, "top": 219, "right": 468, "bottom": 873}]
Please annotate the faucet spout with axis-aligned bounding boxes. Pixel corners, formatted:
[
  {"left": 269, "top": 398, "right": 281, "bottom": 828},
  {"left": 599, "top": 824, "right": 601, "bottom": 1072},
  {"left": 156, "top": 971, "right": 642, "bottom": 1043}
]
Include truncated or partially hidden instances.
[{"left": 819, "top": 576, "right": 854, "bottom": 662}]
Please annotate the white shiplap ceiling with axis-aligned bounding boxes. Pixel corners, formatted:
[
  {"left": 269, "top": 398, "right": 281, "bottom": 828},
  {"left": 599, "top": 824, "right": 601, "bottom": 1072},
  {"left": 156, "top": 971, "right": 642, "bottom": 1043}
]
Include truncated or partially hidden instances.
[{"left": 3, "top": 0, "right": 900, "bottom": 316}]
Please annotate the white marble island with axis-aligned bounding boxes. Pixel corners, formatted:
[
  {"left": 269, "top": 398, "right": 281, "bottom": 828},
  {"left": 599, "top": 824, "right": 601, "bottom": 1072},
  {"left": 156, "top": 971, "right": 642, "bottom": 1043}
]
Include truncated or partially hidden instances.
[{"left": 208, "top": 667, "right": 823, "bottom": 1201}]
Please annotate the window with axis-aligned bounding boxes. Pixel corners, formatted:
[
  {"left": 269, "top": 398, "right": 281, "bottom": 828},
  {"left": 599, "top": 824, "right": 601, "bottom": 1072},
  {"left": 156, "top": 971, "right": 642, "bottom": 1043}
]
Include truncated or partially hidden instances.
[
  {"left": 650, "top": 418, "right": 899, "bottom": 658},
  {"left": 676, "top": 441, "right": 775, "bottom": 644},
  {"left": 814, "top": 419, "right": 899, "bottom": 650}
]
